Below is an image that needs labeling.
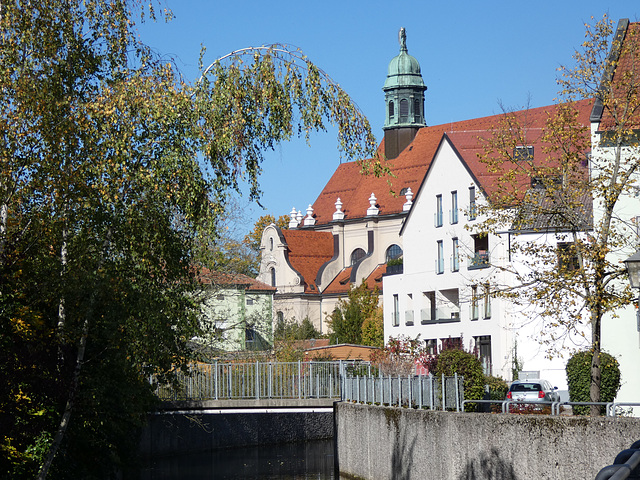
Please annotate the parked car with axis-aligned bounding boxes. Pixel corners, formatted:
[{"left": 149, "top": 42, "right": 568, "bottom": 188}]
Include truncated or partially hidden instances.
[{"left": 505, "top": 379, "right": 560, "bottom": 403}]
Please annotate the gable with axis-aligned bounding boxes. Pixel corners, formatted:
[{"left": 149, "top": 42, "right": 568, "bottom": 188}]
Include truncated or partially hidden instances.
[{"left": 309, "top": 100, "right": 593, "bottom": 227}]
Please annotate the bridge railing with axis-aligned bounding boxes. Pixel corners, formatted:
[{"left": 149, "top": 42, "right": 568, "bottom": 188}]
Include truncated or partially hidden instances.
[
  {"left": 156, "top": 360, "right": 367, "bottom": 401},
  {"left": 342, "top": 373, "right": 465, "bottom": 411}
]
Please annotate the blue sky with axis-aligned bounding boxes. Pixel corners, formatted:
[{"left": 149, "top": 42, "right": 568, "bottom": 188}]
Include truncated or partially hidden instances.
[{"left": 137, "top": 1, "right": 639, "bottom": 233}]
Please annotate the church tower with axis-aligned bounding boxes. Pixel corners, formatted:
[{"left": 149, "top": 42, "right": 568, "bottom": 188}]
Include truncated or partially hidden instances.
[{"left": 383, "top": 28, "right": 427, "bottom": 160}]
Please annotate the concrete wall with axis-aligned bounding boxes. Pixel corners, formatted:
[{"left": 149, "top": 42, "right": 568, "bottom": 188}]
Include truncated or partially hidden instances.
[
  {"left": 336, "top": 402, "right": 640, "bottom": 480},
  {"left": 140, "top": 410, "right": 334, "bottom": 458}
]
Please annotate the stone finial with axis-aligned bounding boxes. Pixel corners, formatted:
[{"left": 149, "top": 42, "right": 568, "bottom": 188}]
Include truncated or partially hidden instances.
[
  {"left": 333, "top": 198, "right": 345, "bottom": 221},
  {"left": 367, "top": 193, "right": 379, "bottom": 216},
  {"left": 304, "top": 204, "right": 316, "bottom": 226},
  {"left": 289, "top": 207, "right": 299, "bottom": 228},
  {"left": 296, "top": 209, "right": 304, "bottom": 224},
  {"left": 403, "top": 187, "right": 413, "bottom": 211}
]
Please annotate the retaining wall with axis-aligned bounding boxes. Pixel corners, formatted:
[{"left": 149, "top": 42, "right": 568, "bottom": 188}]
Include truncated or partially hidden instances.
[
  {"left": 335, "top": 402, "right": 640, "bottom": 480},
  {"left": 140, "top": 410, "right": 334, "bottom": 458}
]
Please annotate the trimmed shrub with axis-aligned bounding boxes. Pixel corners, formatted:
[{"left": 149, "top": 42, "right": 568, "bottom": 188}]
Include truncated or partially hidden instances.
[
  {"left": 435, "top": 348, "right": 485, "bottom": 405},
  {"left": 566, "top": 350, "right": 621, "bottom": 415}
]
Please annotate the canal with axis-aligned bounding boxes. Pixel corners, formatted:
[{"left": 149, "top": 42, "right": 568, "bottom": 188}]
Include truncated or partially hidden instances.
[{"left": 129, "top": 439, "right": 344, "bottom": 479}]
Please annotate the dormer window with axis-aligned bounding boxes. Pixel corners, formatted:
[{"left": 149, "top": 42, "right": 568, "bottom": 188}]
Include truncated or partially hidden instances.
[
  {"left": 350, "top": 248, "right": 366, "bottom": 266},
  {"left": 513, "top": 146, "right": 534, "bottom": 162}
]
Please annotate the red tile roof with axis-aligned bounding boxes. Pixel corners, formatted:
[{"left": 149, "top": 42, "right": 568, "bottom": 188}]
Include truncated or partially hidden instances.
[
  {"left": 598, "top": 22, "right": 640, "bottom": 131},
  {"left": 321, "top": 264, "right": 385, "bottom": 296},
  {"left": 199, "top": 269, "right": 276, "bottom": 292},
  {"left": 281, "top": 229, "right": 334, "bottom": 293},
  {"left": 311, "top": 100, "right": 593, "bottom": 224}
]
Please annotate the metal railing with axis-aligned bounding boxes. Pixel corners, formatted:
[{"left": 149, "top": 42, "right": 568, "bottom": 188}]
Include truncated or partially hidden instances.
[
  {"left": 595, "top": 440, "right": 640, "bottom": 479},
  {"left": 342, "top": 373, "right": 464, "bottom": 411},
  {"left": 458, "top": 400, "right": 640, "bottom": 417},
  {"left": 155, "top": 360, "right": 364, "bottom": 401}
]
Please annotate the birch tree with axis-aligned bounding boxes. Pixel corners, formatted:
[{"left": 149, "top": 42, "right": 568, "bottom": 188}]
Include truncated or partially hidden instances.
[{"left": 0, "top": 1, "right": 378, "bottom": 477}]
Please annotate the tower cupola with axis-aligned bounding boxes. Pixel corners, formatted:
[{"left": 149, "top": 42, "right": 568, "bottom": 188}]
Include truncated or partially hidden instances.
[{"left": 383, "top": 28, "right": 427, "bottom": 159}]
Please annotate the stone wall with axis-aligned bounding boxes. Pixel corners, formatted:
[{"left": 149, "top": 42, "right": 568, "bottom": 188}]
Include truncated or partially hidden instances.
[
  {"left": 140, "top": 411, "right": 334, "bottom": 458},
  {"left": 335, "top": 402, "right": 640, "bottom": 480}
]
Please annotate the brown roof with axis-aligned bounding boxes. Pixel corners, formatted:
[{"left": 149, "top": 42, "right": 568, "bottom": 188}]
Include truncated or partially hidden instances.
[
  {"left": 597, "top": 21, "right": 640, "bottom": 131},
  {"left": 322, "top": 264, "right": 385, "bottom": 296},
  {"left": 281, "top": 229, "right": 334, "bottom": 293},
  {"left": 199, "top": 269, "right": 275, "bottom": 292},
  {"left": 304, "top": 343, "right": 379, "bottom": 361},
  {"left": 311, "top": 100, "right": 593, "bottom": 224}
]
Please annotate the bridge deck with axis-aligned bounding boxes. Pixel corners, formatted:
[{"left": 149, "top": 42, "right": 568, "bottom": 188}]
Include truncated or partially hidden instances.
[{"left": 160, "top": 398, "right": 340, "bottom": 413}]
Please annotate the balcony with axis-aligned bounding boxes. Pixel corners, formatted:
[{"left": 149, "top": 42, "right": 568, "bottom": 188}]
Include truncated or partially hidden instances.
[
  {"left": 420, "top": 307, "right": 461, "bottom": 324},
  {"left": 468, "top": 251, "right": 490, "bottom": 270},
  {"left": 386, "top": 263, "right": 403, "bottom": 275}
]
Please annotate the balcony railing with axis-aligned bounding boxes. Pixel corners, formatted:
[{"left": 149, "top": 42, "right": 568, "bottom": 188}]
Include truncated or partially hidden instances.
[
  {"left": 420, "top": 308, "right": 461, "bottom": 324},
  {"left": 468, "top": 251, "right": 490, "bottom": 270}
]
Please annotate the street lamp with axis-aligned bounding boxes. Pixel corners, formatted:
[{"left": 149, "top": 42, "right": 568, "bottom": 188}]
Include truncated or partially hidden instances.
[{"left": 623, "top": 250, "right": 640, "bottom": 332}]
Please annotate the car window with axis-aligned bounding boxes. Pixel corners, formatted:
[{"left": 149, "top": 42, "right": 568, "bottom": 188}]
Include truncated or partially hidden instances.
[{"left": 511, "top": 383, "right": 541, "bottom": 392}]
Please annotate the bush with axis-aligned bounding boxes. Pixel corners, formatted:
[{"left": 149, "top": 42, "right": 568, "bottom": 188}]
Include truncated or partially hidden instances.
[
  {"left": 566, "top": 350, "right": 621, "bottom": 415},
  {"left": 434, "top": 348, "right": 485, "bottom": 406},
  {"left": 484, "top": 375, "right": 508, "bottom": 401}
]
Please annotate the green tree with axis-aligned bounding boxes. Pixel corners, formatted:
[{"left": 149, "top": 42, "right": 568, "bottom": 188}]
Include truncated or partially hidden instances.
[
  {"left": 473, "top": 15, "right": 640, "bottom": 415},
  {"left": 327, "top": 281, "right": 380, "bottom": 345},
  {"left": 0, "top": 2, "right": 377, "bottom": 478},
  {"left": 361, "top": 306, "right": 384, "bottom": 348}
]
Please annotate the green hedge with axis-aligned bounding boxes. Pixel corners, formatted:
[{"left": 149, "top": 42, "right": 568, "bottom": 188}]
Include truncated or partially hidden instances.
[
  {"left": 435, "top": 348, "right": 485, "bottom": 407},
  {"left": 566, "top": 350, "right": 621, "bottom": 415}
]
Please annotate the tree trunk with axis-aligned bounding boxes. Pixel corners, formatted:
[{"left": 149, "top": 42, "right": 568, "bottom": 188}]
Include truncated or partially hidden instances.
[
  {"left": 36, "top": 316, "right": 89, "bottom": 480},
  {"left": 590, "top": 311, "right": 602, "bottom": 416}
]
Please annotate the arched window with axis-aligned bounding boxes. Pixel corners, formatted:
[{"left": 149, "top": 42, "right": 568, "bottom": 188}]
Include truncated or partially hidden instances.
[
  {"left": 269, "top": 237, "right": 274, "bottom": 251},
  {"left": 386, "top": 244, "right": 403, "bottom": 262},
  {"left": 414, "top": 99, "right": 421, "bottom": 122},
  {"left": 388, "top": 100, "right": 395, "bottom": 118},
  {"left": 270, "top": 267, "right": 276, "bottom": 287},
  {"left": 350, "top": 248, "right": 366, "bottom": 266},
  {"left": 399, "top": 99, "right": 409, "bottom": 121}
]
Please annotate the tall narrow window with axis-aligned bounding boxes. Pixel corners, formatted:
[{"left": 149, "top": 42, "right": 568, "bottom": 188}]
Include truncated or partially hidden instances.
[
  {"left": 450, "top": 191, "right": 458, "bottom": 224},
  {"left": 436, "top": 240, "right": 444, "bottom": 274},
  {"left": 470, "top": 285, "right": 479, "bottom": 320},
  {"left": 270, "top": 267, "right": 276, "bottom": 287},
  {"left": 399, "top": 98, "right": 409, "bottom": 121},
  {"left": 388, "top": 100, "right": 395, "bottom": 118},
  {"left": 405, "top": 293, "right": 414, "bottom": 326},
  {"left": 451, "top": 238, "right": 459, "bottom": 272},
  {"left": 469, "top": 186, "right": 477, "bottom": 220},
  {"left": 392, "top": 294, "right": 400, "bottom": 327},
  {"left": 483, "top": 282, "right": 492, "bottom": 318},
  {"left": 435, "top": 194, "right": 443, "bottom": 227},
  {"left": 414, "top": 99, "right": 421, "bottom": 122}
]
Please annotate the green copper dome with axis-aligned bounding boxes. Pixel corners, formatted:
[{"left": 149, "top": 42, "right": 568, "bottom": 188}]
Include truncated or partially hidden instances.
[{"left": 383, "top": 28, "right": 425, "bottom": 90}]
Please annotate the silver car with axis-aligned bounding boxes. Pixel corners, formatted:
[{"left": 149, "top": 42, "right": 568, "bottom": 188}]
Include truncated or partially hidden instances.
[{"left": 506, "top": 379, "right": 560, "bottom": 403}]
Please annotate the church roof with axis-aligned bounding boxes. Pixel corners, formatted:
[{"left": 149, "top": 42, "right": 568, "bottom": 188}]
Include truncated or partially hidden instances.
[
  {"left": 322, "top": 264, "right": 386, "bottom": 296},
  {"left": 309, "top": 99, "right": 594, "bottom": 225},
  {"left": 280, "top": 229, "right": 334, "bottom": 293}
]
